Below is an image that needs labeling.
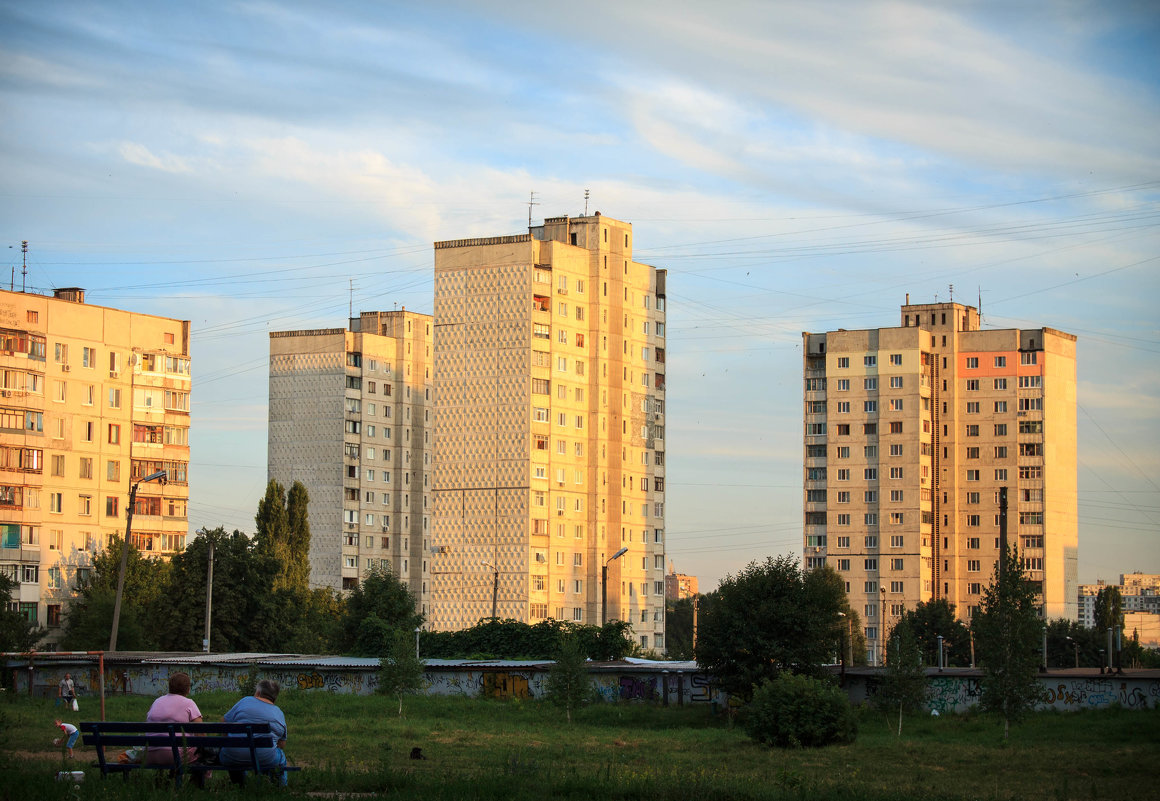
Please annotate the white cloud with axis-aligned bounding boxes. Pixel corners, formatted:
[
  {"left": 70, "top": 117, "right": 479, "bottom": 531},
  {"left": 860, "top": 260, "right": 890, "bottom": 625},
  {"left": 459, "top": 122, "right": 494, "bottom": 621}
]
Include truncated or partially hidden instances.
[{"left": 117, "top": 142, "right": 193, "bottom": 173}]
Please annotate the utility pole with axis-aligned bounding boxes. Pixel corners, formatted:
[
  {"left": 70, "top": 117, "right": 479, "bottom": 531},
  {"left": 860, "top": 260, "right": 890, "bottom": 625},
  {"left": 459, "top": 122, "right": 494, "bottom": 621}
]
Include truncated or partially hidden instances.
[{"left": 202, "top": 534, "right": 214, "bottom": 653}]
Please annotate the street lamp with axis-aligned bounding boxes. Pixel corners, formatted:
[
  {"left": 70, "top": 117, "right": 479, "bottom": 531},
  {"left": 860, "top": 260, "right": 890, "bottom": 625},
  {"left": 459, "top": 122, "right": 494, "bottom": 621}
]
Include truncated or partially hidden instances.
[
  {"left": 1065, "top": 636, "right": 1079, "bottom": 668},
  {"left": 837, "top": 611, "right": 853, "bottom": 683},
  {"left": 601, "top": 547, "right": 628, "bottom": 626},
  {"left": 415, "top": 626, "right": 422, "bottom": 660},
  {"left": 109, "top": 469, "right": 167, "bottom": 652}
]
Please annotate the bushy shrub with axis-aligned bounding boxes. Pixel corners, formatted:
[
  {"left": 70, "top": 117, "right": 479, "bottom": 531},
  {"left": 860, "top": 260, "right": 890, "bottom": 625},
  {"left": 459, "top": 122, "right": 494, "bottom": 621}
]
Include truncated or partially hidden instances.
[{"left": 743, "top": 673, "right": 857, "bottom": 748}]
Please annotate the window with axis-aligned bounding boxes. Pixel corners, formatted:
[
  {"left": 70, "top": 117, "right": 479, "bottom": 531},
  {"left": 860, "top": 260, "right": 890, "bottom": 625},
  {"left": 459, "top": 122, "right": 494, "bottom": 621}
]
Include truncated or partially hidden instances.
[
  {"left": 1019, "top": 375, "right": 1041, "bottom": 389},
  {"left": 837, "top": 357, "right": 849, "bottom": 368},
  {"left": 864, "top": 444, "right": 876, "bottom": 457},
  {"left": 836, "top": 559, "right": 850, "bottom": 571},
  {"left": 994, "top": 446, "right": 1008, "bottom": 458},
  {"left": 836, "top": 536, "right": 850, "bottom": 548},
  {"left": 1021, "top": 351, "right": 1037, "bottom": 365},
  {"left": 864, "top": 355, "right": 877, "bottom": 367},
  {"left": 865, "top": 513, "right": 878, "bottom": 526},
  {"left": 995, "top": 468, "right": 1008, "bottom": 481},
  {"left": 836, "top": 491, "right": 850, "bottom": 503},
  {"left": 966, "top": 402, "right": 979, "bottom": 414},
  {"left": 864, "top": 378, "right": 877, "bottom": 390},
  {"left": 967, "top": 447, "right": 980, "bottom": 459},
  {"left": 994, "top": 356, "right": 1006, "bottom": 367},
  {"left": 968, "top": 560, "right": 981, "bottom": 572},
  {"left": 889, "top": 354, "right": 902, "bottom": 366},
  {"left": 889, "top": 467, "right": 903, "bottom": 479},
  {"left": 889, "top": 399, "right": 903, "bottom": 411},
  {"left": 966, "top": 379, "right": 980, "bottom": 391},
  {"left": 108, "top": 424, "right": 120, "bottom": 444},
  {"left": 836, "top": 446, "right": 850, "bottom": 459},
  {"left": 533, "top": 407, "right": 549, "bottom": 422},
  {"left": 864, "top": 401, "right": 877, "bottom": 413},
  {"left": 889, "top": 512, "right": 903, "bottom": 524},
  {"left": 864, "top": 580, "right": 878, "bottom": 593},
  {"left": 836, "top": 468, "right": 850, "bottom": 480},
  {"left": 1020, "top": 443, "right": 1042, "bottom": 457},
  {"left": 836, "top": 424, "right": 850, "bottom": 436},
  {"left": 836, "top": 379, "right": 849, "bottom": 391},
  {"left": 1019, "top": 420, "right": 1044, "bottom": 434},
  {"left": 49, "top": 492, "right": 62, "bottom": 513},
  {"left": 966, "top": 357, "right": 978, "bottom": 368},
  {"left": 836, "top": 514, "right": 851, "bottom": 526},
  {"left": 836, "top": 401, "right": 850, "bottom": 413},
  {"left": 864, "top": 468, "right": 877, "bottom": 480},
  {"left": 965, "top": 425, "right": 979, "bottom": 437},
  {"left": 890, "top": 490, "right": 903, "bottom": 502},
  {"left": 864, "top": 558, "right": 878, "bottom": 571},
  {"left": 966, "top": 470, "right": 980, "bottom": 481},
  {"left": 890, "top": 536, "right": 903, "bottom": 549},
  {"left": 889, "top": 421, "right": 902, "bottom": 434},
  {"left": 994, "top": 378, "right": 1008, "bottom": 390},
  {"left": 889, "top": 444, "right": 903, "bottom": 456},
  {"left": 106, "top": 496, "right": 119, "bottom": 517}
]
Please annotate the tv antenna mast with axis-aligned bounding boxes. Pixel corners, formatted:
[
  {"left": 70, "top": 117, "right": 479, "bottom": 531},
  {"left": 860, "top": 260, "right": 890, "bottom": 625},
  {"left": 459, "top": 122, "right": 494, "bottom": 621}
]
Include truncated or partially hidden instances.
[
  {"left": 21, "top": 241, "right": 28, "bottom": 293},
  {"left": 527, "top": 191, "right": 538, "bottom": 228},
  {"left": 584, "top": 188, "right": 590, "bottom": 216}
]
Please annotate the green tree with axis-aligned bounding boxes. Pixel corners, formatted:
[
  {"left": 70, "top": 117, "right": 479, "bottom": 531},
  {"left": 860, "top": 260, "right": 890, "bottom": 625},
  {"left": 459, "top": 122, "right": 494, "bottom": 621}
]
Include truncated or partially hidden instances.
[
  {"left": 378, "top": 631, "right": 426, "bottom": 716},
  {"left": 59, "top": 536, "right": 168, "bottom": 650},
  {"left": 879, "top": 618, "right": 927, "bottom": 734},
  {"left": 895, "top": 599, "right": 971, "bottom": 667},
  {"left": 696, "top": 557, "right": 847, "bottom": 699},
  {"left": 545, "top": 633, "right": 590, "bottom": 723},
  {"left": 284, "top": 481, "right": 312, "bottom": 593},
  {"left": 0, "top": 574, "right": 40, "bottom": 654},
  {"left": 342, "top": 566, "right": 422, "bottom": 655},
  {"left": 1093, "top": 586, "right": 1124, "bottom": 635},
  {"left": 971, "top": 545, "right": 1043, "bottom": 739},
  {"left": 664, "top": 596, "right": 696, "bottom": 660}
]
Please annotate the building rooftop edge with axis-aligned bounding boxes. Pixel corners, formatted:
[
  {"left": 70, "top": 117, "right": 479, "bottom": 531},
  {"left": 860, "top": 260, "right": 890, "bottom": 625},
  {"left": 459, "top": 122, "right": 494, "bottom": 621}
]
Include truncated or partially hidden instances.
[
  {"left": 0, "top": 287, "right": 190, "bottom": 326},
  {"left": 434, "top": 233, "right": 532, "bottom": 250}
]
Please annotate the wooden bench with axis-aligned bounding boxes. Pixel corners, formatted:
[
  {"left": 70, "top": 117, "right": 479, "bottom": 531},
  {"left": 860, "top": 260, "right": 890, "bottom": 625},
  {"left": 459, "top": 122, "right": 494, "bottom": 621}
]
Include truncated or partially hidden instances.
[{"left": 80, "top": 721, "right": 301, "bottom": 787}]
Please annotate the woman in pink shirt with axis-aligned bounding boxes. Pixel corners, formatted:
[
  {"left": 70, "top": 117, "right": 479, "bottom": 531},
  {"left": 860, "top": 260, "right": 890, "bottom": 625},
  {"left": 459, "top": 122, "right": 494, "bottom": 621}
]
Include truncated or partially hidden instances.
[{"left": 145, "top": 672, "right": 203, "bottom": 767}]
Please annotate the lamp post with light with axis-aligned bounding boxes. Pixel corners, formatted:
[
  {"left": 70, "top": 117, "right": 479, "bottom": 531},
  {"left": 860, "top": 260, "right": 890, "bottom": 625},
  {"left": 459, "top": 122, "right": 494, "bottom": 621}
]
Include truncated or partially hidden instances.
[
  {"left": 602, "top": 547, "right": 629, "bottom": 626},
  {"left": 109, "top": 469, "right": 167, "bottom": 652}
]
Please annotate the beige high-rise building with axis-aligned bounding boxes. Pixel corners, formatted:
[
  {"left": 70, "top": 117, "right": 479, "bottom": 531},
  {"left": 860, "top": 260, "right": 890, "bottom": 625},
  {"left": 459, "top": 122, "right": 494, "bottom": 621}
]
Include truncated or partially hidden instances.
[
  {"left": 0, "top": 288, "right": 191, "bottom": 643},
  {"left": 268, "top": 311, "right": 433, "bottom": 614},
  {"left": 431, "top": 214, "right": 667, "bottom": 651},
  {"left": 803, "top": 301, "right": 1077, "bottom": 662}
]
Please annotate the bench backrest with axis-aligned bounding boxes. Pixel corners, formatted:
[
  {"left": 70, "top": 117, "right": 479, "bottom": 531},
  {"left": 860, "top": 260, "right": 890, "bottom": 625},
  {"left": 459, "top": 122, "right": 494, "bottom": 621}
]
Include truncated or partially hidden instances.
[{"left": 80, "top": 722, "right": 277, "bottom": 773}]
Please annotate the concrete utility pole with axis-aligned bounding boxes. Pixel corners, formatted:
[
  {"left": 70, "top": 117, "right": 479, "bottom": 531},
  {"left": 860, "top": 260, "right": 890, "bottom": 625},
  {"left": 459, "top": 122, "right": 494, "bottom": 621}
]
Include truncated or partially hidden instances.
[
  {"left": 202, "top": 535, "right": 214, "bottom": 653},
  {"left": 601, "top": 547, "right": 628, "bottom": 626}
]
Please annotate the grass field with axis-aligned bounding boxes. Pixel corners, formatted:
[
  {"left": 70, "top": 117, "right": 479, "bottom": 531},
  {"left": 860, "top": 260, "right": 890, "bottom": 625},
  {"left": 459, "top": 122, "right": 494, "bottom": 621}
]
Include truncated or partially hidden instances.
[{"left": 1, "top": 690, "right": 1157, "bottom": 800}]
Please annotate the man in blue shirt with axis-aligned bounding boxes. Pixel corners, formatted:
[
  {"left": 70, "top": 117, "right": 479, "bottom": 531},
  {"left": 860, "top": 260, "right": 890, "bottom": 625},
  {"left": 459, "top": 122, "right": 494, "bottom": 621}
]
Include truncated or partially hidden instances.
[{"left": 221, "top": 679, "right": 289, "bottom": 783}]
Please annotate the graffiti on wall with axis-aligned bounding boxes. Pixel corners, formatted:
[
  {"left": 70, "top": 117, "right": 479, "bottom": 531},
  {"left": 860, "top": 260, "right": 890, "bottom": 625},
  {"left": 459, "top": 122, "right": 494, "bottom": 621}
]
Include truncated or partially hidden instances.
[
  {"left": 1041, "top": 678, "right": 1159, "bottom": 710},
  {"left": 926, "top": 676, "right": 982, "bottom": 713},
  {"left": 24, "top": 663, "right": 721, "bottom": 706}
]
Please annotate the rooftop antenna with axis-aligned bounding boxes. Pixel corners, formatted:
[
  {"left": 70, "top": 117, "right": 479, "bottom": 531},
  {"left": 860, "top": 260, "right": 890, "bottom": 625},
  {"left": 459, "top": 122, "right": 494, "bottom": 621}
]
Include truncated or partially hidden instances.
[
  {"left": 978, "top": 285, "right": 983, "bottom": 325},
  {"left": 21, "top": 241, "right": 28, "bottom": 293},
  {"left": 949, "top": 283, "right": 954, "bottom": 302},
  {"left": 584, "top": 188, "right": 590, "bottom": 216},
  {"left": 349, "top": 278, "right": 353, "bottom": 322},
  {"left": 527, "top": 191, "right": 538, "bottom": 228}
]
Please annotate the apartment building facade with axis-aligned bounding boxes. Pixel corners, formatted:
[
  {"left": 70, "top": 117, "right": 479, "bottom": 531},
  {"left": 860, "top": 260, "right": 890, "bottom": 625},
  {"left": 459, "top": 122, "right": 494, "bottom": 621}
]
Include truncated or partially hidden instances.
[
  {"left": 431, "top": 214, "right": 667, "bottom": 650},
  {"left": 0, "top": 288, "right": 191, "bottom": 643},
  {"left": 268, "top": 311, "right": 433, "bottom": 614},
  {"left": 803, "top": 301, "right": 1077, "bottom": 662}
]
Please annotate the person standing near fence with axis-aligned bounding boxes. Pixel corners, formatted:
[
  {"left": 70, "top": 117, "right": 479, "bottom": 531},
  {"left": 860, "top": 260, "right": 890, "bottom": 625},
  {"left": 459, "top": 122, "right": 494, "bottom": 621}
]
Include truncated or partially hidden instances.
[{"left": 58, "top": 673, "right": 76, "bottom": 711}]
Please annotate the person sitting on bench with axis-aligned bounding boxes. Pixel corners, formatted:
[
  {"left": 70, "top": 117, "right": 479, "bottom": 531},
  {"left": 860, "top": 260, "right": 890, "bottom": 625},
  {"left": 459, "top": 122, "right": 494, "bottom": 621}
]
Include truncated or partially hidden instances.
[{"left": 220, "top": 679, "right": 289, "bottom": 784}]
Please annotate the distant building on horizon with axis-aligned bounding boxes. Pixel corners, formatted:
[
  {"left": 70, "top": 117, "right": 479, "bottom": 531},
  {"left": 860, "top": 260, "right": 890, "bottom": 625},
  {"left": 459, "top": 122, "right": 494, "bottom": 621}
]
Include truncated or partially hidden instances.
[
  {"left": 268, "top": 310, "right": 433, "bottom": 614},
  {"left": 0, "top": 287, "right": 191, "bottom": 644},
  {"left": 1078, "top": 573, "right": 1160, "bottom": 631},
  {"left": 430, "top": 214, "right": 668, "bottom": 651},
  {"left": 803, "top": 300, "right": 1077, "bottom": 663},
  {"left": 665, "top": 563, "right": 698, "bottom": 601}
]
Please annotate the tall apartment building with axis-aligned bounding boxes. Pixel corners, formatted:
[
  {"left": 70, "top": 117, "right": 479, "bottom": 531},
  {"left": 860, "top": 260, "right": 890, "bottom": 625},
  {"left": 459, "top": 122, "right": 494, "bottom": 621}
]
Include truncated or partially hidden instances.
[
  {"left": 431, "top": 214, "right": 667, "bottom": 650},
  {"left": 0, "top": 288, "right": 191, "bottom": 643},
  {"left": 803, "top": 301, "right": 1077, "bottom": 662},
  {"left": 664, "top": 565, "right": 698, "bottom": 601},
  {"left": 268, "top": 311, "right": 433, "bottom": 613},
  {"left": 1078, "top": 574, "right": 1160, "bottom": 628}
]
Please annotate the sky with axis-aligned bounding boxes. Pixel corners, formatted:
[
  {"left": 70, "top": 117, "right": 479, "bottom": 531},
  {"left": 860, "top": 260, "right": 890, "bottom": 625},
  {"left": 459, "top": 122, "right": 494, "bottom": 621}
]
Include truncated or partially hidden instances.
[{"left": 1, "top": 0, "right": 1157, "bottom": 593}]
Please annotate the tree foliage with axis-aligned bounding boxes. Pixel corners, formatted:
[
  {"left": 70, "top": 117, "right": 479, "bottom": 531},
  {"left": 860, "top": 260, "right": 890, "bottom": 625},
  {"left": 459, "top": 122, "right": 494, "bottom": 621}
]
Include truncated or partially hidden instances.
[
  {"left": 971, "top": 545, "right": 1043, "bottom": 739},
  {"left": 419, "top": 618, "right": 633, "bottom": 661},
  {"left": 1093, "top": 586, "right": 1124, "bottom": 635},
  {"left": 255, "top": 479, "right": 312, "bottom": 594},
  {"left": 878, "top": 618, "right": 927, "bottom": 732},
  {"left": 0, "top": 574, "right": 40, "bottom": 654},
  {"left": 696, "top": 557, "right": 847, "bottom": 699},
  {"left": 341, "top": 565, "right": 422, "bottom": 655},
  {"left": 59, "top": 536, "right": 168, "bottom": 650},
  {"left": 664, "top": 596, "right": 697, "bottom": 660},
  {"left": 891, "top": 599, "right": 971, "bottom": 667},
  {"left": 378, "top": 631, "right": 426, "bottom": 716},
  {"left": 545, "top": 633, "right": 590, "bottom": 723}
]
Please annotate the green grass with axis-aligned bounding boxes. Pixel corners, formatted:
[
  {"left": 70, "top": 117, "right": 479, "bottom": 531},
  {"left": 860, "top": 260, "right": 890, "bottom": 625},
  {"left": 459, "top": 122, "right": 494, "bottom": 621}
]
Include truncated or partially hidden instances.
[{"left": 2, "top": 690, "right": 1157, "bottom": 800}]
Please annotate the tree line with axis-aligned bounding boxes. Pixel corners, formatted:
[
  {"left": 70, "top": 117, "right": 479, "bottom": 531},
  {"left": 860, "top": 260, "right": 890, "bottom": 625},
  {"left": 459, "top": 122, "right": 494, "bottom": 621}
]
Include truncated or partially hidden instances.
[{"left": 0, "top": 479, "right": 635, "bottom": 661}]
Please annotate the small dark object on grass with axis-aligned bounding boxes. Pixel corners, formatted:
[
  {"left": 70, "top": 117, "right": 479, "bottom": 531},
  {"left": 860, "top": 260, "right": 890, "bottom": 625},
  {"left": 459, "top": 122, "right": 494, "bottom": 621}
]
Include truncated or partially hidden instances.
[{"left": 410, "top": 747, "right": 426, "bottom": 760}]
